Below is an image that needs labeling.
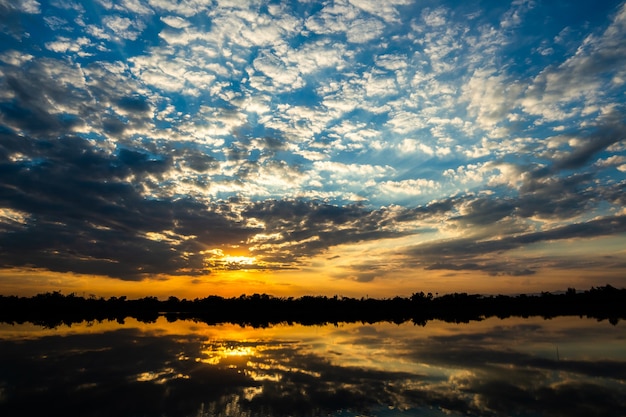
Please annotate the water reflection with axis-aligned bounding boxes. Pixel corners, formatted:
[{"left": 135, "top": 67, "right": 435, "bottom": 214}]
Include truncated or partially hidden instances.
[{"left": 0, "top": 317, "right": 624, "bottom": 416}]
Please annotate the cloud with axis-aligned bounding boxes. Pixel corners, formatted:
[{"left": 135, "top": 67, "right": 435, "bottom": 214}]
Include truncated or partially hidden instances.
[
  {"left": 102, "top": 15, "right": 146, "bottom": 41},
  {"left": 499, "top": 0, "right": 535, "bottom": 29},
  {"left": 45, "top": 36, "right": 93, "bottom": 55},
  {"left": 147, "top": 0, "right": 212, "bottom": 17},
  {"left": 0, "top": 61, "right": 90, "bottom": 135},
  {"left": 0, "top": 0, "right": 40, "bottom": 14},
  {"left": 1, "top": 0, "right": 625, "bottom": 287},
  {"left": 347, "top": 0, "right": 411, "bottom": 23},
  {"left": 160, "top": 15, "right": 190, "bottom": 29},
  {"left": 0, "top": 133, "right": 260, "bottom": 279},
  {"left": 0, "top": 50, "right": 34, "bottom": 66},
  {"left": 243, "top": 200, "right": 424, "bottom": 265},
  {"left": 522, "top": 2, "right": 626, "bottom": 121},
  {"left": 252, "top": 51, "right": 304, "bottom": 91},
  {"left": 102, "top": 0, "right": 154, "bottom": 15},
  {"left": 377, "top": 178, "right": 439, "bottom": 197},
  {"left": 0, "top": 128, "right": 445, "bottom": 278},
  {"left": 345, "top": 18, "right": 385, "bottom": 43},
  {"left": 405, "top": 213, "right": 626, "bottom": 275},
  {"left": 462, "top": 68, "right": 524, "bottom": 132},
  {"left": 551, "top": 114, "right": 625, "bottom": 171}
]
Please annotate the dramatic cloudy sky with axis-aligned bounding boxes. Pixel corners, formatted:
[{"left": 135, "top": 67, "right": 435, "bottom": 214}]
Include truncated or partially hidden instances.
[{"left": 1, "top": 0, "right": 625, "bottom": 298}]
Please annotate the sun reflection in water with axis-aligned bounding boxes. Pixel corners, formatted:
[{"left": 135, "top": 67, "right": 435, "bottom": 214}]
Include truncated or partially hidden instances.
[
  {"left": 196, "top": 343, "right": 257, "bottom": 365},
  {"left": 135, "top": 368, "right": 189, "bottom": 384}
]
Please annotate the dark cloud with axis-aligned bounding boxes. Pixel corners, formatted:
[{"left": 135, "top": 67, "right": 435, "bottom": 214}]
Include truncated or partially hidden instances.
[
  {"left": 425, "top": 261, "right": 536, "bottom": 276},
  {"left": 226, "top": 144, "right": 248, "bottom": 161},
  {"left": 0, "top": 129, "right": 441, "bottom": 278},
  {"left": 117, "top": 148, "right": 170, "bottom": 174},
  {"left": 259, "top": 136, "right": 286, "bottom": 152},
  {"left": 451, "top": 197, "right": 517, "bottom": 226},
  {"left": 0, "top": 60, "right": 93, "bottom": 136},
  {"left": 336, "top": 262, "right": 388, "bottom": 282},
  {"left": 407, "top": 214, "right": 626, "bottom": 275},
  {"left": 102, "top": 117, "right": 127, "bottom": 135},
  {"left": 4, "top": 113, "right": 622, "bottom": 280},
  {"left": 516, "top": 172, "right": 596, "bottom": 220},
  {"left": 174, "top": 147, "right": 219, "bottom": 172},
  {"left": 0, "top": 133, "right": 259, "bottom": 279},
  {"left": 243, "top": 200, "right": 422, "bottom": 264},
  {"left": 548, "top": 111, "right": 626, "bottom": 172},
  {"left": 0, "top": 58, "right": 156, "bottom": 144},
  {"left": 117, "top": 96, "right": 151, "bottom": 113}
]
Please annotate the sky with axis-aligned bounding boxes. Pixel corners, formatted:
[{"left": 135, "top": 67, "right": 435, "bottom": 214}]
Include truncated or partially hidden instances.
[{"left": 0, "top": 0, "right": 625, "bottom": 299}]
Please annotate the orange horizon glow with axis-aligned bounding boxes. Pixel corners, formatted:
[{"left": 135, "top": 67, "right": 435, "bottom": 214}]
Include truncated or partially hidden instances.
[{"left": 1, "top": 262, "right": 625, "bottom": 301}]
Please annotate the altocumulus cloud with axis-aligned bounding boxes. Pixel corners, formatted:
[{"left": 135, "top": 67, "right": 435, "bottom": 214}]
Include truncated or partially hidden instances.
[{"left": 0, "top": 0, "right": 625, "bottom": 286}]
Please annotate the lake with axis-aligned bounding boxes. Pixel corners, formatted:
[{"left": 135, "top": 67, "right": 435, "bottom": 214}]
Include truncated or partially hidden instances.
[{"left": 0, "top": 316, "right": 624, "bottom": 416}]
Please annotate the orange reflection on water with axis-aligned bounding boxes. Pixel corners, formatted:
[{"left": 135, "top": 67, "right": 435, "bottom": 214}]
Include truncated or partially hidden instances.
[
  {"left": 1, "top": 315, "right": 625, "bottom": 417},
  {"left": 197, "top": 343, "right": 256, "bottom": 365}
]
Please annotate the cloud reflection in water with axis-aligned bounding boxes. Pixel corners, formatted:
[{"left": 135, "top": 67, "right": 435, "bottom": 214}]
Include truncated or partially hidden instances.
[{"left": 0, "top": 317, "right": 624, "bottom": 416}]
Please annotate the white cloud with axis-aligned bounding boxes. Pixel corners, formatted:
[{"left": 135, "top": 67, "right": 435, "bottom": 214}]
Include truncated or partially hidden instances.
[
  {"left": 252, "top": 51, "right": 304, "bottom": 91},
  {"left": 313, "top": 161, "right": 394, "bottom": 180},
  {"left": 86, "top": 24, "right": 113, "bottom": 41},
  {"left": 521, "top": 2, "right": 626, "bottom": 121},
  {"left": 161, "top": 15, "right": 191, "bottom": 29},
  {"left": 284, "top": 39, "right": 349, "bottom": 74},
  {"left": 396, "top": 139, "right": 435, "bottom": 156},
  {"left": 305, "top": 1, "right": 358, "bottom": 36},
  {"left": 421, "top": 7, "right": 447, "bottom": 27},
  {"left": 0, "top": 50, "right": 34, "bottom": 66},
  {"left": 462, "top": 68, "right": 523, "bottom": 132},
  {"left": 148, "top": 0, "right": 212, "bottom": 17},
  {"left": 386, "top": 111, "right": 427, "bottom": 134},
  {"left": 378, "top": 179, "right": 439, "bottom": 196},
  {"left": 362, "top": 71, "right": 397, "bottom": 97},
  {"left": 13, "top": 0, "right": 41, "bottom": 13},
  {"left": 119, "top": 0, "right": 153, "bottom": 15},
  {"left": 303, "top": 0, "right": 388, "bottom": 44},
  {"left": 44, "top": 16, "right": 69, "bottom": 31},
  {"left": 484, "top": 162, "right": 525, "bottom": 188},
  {"left": 102, "top": 15, "right": 146, "bottom": 40},
  {"left": 376, "top": 54, "right": 408, "bottom": 71},
  {"left": 397, "top": 138, "right": 417, "bottom": 153},
  {"left": 596, "top": 155, "right": 626, "bottom": 168},
  {"left": 346, "top": 18, "right": 385, "bottom": 43},
  {"left": 129, "top": 53, "right": 188, "bottom": 92},
  {"left": 443, "top": 162, "right": 490, "bottom": 186},
  {"left": 99, "top": 0, "right": 153, "bottom": 15},
  {"left": 45, "top": 36, "right": 92, "bottom": 54},
  {"left": 436, "top": 146, "right": 451, "bottom": 157},
  {"left": 347, "top": 0, "right": 411, "bottom": 23},
  {"left": 500, "top": 0, "right": 535, "bottom": 29}
]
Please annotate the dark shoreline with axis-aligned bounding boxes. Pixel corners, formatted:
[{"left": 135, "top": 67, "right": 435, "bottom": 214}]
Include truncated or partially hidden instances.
[{"left": 0, "top": 285, "right": 624, "bottom": 328}]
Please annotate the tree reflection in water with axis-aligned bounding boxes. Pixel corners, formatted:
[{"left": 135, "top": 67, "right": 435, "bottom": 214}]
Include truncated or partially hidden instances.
[{"left": 0, "top": 317, "right": 624, "bottom": 416}]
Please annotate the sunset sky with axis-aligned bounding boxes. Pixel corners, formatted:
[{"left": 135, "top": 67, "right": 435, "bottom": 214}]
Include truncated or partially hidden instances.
[{"left": 1, "top": 0, "right": 625, "bottom": 299}]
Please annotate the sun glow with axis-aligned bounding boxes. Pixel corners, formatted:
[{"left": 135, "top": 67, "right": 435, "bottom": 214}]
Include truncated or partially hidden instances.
[
  {"left": 200, "top": 248, "right": 260, "bottom": 270},
  {"left": 222, "top": 255, "right": 257, "bottom": 265}
]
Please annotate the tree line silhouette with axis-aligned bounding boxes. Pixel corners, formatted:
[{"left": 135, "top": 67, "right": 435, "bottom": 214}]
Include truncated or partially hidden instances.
[{"left": 0, "top": 285, "right": 624, "bottom": 328}]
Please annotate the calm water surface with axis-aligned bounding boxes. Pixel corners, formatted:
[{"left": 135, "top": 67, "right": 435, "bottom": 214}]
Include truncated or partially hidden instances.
[{"left": 0, "top": 316, "right": 624, "bottom": 416}]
